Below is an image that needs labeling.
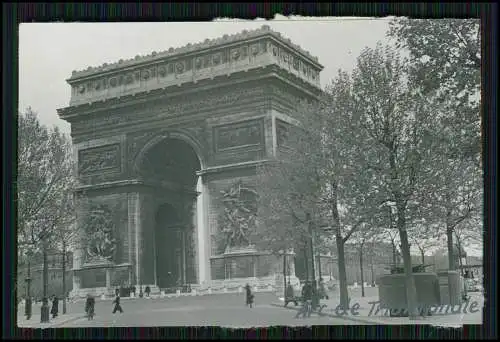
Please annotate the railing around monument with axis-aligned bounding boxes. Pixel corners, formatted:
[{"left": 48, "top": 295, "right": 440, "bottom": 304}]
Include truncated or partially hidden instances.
[
  {"left": 207, "top": 247, "right": 300, "bottom": 295},
  {"left": 73, "top": 260, "right": 132, "bottom": 297}
]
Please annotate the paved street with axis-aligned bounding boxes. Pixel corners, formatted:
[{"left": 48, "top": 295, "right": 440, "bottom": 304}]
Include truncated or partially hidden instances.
[
  {"left": 18, "top": 293, "right": 359, "bottom": 328},
  {"left": 18, "top": 287, "right": 483, "bottom": 328}
]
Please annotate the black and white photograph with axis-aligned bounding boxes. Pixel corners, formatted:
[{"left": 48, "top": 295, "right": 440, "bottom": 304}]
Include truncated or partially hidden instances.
[{"left": 16, "top": 16, "right": 483, "bottom": 329}]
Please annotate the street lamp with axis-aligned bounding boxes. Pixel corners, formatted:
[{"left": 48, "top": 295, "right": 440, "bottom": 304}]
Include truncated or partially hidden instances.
[
  {"left": 62, "top": 242, "right": 68, "bottom": 314},
  {"left": 306, "top": 214, "right": 316, "bottom": 289},
  {"left": 24, "top": 250, "right": 33, "bottom": 320},
  {"left": 40, "top": 237, "right": 50, "bottom": 323}
]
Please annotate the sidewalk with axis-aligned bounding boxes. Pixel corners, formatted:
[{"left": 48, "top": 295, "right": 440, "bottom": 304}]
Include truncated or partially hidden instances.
[
  {"left": 274, "top": 291, "right": 484, "bottom": 325},
  {"left": 17, "top": 312, "right": 84, "bottom": 329},
  {"left": 17, "top": 303, "right": 84, "bottom": 329}
]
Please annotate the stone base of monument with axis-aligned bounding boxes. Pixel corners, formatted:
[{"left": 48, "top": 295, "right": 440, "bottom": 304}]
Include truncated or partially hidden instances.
[{"left": 71, "top": 287, "right": 115, "bottom": 299}]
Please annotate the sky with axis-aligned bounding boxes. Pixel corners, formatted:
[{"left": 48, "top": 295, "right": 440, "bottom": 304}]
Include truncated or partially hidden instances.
[{"left": 19, "top": 15, "right": 395, "bottom": 133}]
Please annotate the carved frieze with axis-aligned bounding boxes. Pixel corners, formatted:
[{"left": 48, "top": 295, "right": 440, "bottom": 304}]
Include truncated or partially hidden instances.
[
  {"left": 70, "top": 42, "right": 269, "bottom": 105},
  {"left": 66, "top": 26, "right": 323, "bottom": 109},
  {"left": 78, "top": 143, "right": 121, "bottom": 175},
  {"left": 72, "top": 87, "right": 267, "bottom": 133},
  {"left": 155, "top": 87, "right": 266, "bottom": 119},
  {"left": 214, "top": 119, "right": 263, "bottom": 152}
]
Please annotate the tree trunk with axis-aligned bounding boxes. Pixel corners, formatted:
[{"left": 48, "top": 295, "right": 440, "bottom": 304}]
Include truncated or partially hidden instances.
[
  {"left": 336, "top": 236, "right": 349, "bottom": 310},
  {"left": 392, "top": 240, "right": 397, "bottom": 267},
  {"left": 420, "top": 249, "right": 425, "bottom": 265},
  {"left": 396, "top": 203, "right": 419, "bottom": 320},
  {"left": 283, "top": 253, "right": 287, "bottom": 297},
  {"left": 359, "top": 243, "right": 365, "bottom": 297},
  {"left": 330, "top": 180, "right": 349, "bottom": 310},
  {"left": 456, "top": 238, "right": 468, "bottom": 298},
  {"left": 62, "top": 240, "right": 67, "bottom": 314},
  {"left": 370, "top": 256, "right": 375, "bottom": 286},
  {"left": 307, "top": 214, "right": 316, "bottom": 287},
  {"left": 40, "top": 239, "right": 49, "bottom": 323},
  {"left": 446, "top": 223, "right": 455, "bottom": 270},
  {"left": 303, "top": 246, "right": 309, "bottom": 282},
  {"left": 43, "top": 242, "right": 48, "bottom": 300}
]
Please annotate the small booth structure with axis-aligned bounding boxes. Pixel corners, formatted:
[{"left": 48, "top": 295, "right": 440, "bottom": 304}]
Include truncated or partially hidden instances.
[{"left": 378, "top": 264, "right": 463, "bottom": 317}]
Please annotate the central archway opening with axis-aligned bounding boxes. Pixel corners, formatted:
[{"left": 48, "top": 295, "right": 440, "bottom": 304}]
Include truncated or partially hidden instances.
[{"left": 140, "top": 137, "right": 201, "bottom": 292}]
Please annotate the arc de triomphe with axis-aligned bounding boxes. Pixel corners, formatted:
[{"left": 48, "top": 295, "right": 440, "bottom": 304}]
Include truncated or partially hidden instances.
[{"left": 57, "top": 25, "right": 323, "bottom": 296}]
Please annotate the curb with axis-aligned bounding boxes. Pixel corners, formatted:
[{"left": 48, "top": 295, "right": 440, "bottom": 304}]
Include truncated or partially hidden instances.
[
  {"left": 46, "top": 315, "right": 85, "bottom": 328},
  {"left": 271, "top": 303, "right": 390, "bottom": 325},
  {"left": 18, "top": 315, "right": 84, "bottom": 329}
]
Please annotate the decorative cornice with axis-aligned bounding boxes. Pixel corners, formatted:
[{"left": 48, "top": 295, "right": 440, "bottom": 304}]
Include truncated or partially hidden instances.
[
  {"left": 61, "top": 26, "right": 324, "bottom": 109},
  {"left": 69, "top": 25, "right": 322, "bottom": 80},
  {"left": 196, "top": 159, "right": 276, "bottom": 176}
]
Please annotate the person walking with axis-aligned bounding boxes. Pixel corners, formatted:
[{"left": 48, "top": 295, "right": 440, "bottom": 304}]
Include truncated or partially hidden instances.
[
  {"left": 85, "top": 293, "right": 95, "bottom": 320},
  {"left": 318, "top": 278, "right": 329, "bottom": 300},
  {"left": 245, "top": 283, "right": 254, "bottom": 308},
  {"left": 50, "top": 295, "right": 59, "bottom": 319},
  {"left": 112, "top": 293, "right": 124, "bottom": 314},
  {"left": 295, "top": 281, "right": 313, "bottom": 319},
  {"left": 285, "top": 283, "right": 298, "bottom": 307},
  {"left": 145, "top": 286, "right": 151, "bottom": 298}
]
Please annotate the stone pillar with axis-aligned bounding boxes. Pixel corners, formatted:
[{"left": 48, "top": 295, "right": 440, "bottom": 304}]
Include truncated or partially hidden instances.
[
  {"left": 264, "top": 113, "right": 275, "bottom": 157},
  {"left": 127, "top": 192, "right": 142, "bottom": 286},
  {"left": 139, "top": 194, "right": 155, "bottom": 286},
  {"left": 106, "top": 268, "right": 111, "bottom": 289},
  {"left": 153, "top": 213, "right": 158, "bottom": 287},
  {"left": 182, "top": 231, "right": 187, "bottom": 285},
  {"left": 135, "top": 193, "right": 142, "bottom": 286},
  {"left": 253, "top": 256, "right": 257, "bottom": 278},
  {"left": 72, "top": 248, "right": 83, "bottom": 295},
  {"left": 196, "top": 176, "right": 210, "bottom": 284}
]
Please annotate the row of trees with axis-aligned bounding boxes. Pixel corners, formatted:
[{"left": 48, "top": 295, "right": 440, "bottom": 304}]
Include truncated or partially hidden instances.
[
  {"left": 253, "top": 19, "right": 482, "bottom": 319},
  {"left": 17, "top": 108, "right": 77, "bottom": 316}
]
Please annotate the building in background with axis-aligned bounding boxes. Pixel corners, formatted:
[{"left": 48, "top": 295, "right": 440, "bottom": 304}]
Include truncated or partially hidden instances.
[
  {"left": 17, "top": 249, "right": 73, "bottom": 301},
  {"left": 321, "top": 242, "right": 400, "bottom": 285}
]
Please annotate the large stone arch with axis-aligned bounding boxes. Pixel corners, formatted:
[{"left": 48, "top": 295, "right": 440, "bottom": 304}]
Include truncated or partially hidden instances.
[
  {"left": 133, "top": 129, "right": 207, "bottom": 177},
  {"left": 58, "top": 26, "right": 323, "bottom": 297}
]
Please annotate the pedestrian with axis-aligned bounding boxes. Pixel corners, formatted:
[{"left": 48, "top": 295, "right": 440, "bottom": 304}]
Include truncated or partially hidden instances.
[
  {"left": 145, "top": 286, "right": 151, "bottom": 297},
  {"left": 245, "top": 283, "right": 254, "bottom": 308},
  {"left": 319, "top": 278, "right": 329, "bottom": 300},
  {"left": 285, "top": 283, "right": 298, "bottom": 307},
  {"left": 295, "top": 281, "right": 313, "bottom": 319},
  {"left": 50, "top": 295, "right": 59, "bottom": 319},
  {"left": 85, "top": 293, "right": 95, "bottom": 320},
  {"left": 112, "top": 293, "right": 124, "bottom": 314}
]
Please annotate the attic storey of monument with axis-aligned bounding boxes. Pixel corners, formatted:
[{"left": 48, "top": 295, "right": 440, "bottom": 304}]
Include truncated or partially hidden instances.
[{"left": 57, "top": 25, "right": 324, "bottom": 295}]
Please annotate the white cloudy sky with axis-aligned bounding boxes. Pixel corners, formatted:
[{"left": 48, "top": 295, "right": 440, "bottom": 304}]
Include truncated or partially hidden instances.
[{"left": 19, "top": 15, "right": 395, "bottom": 133}]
